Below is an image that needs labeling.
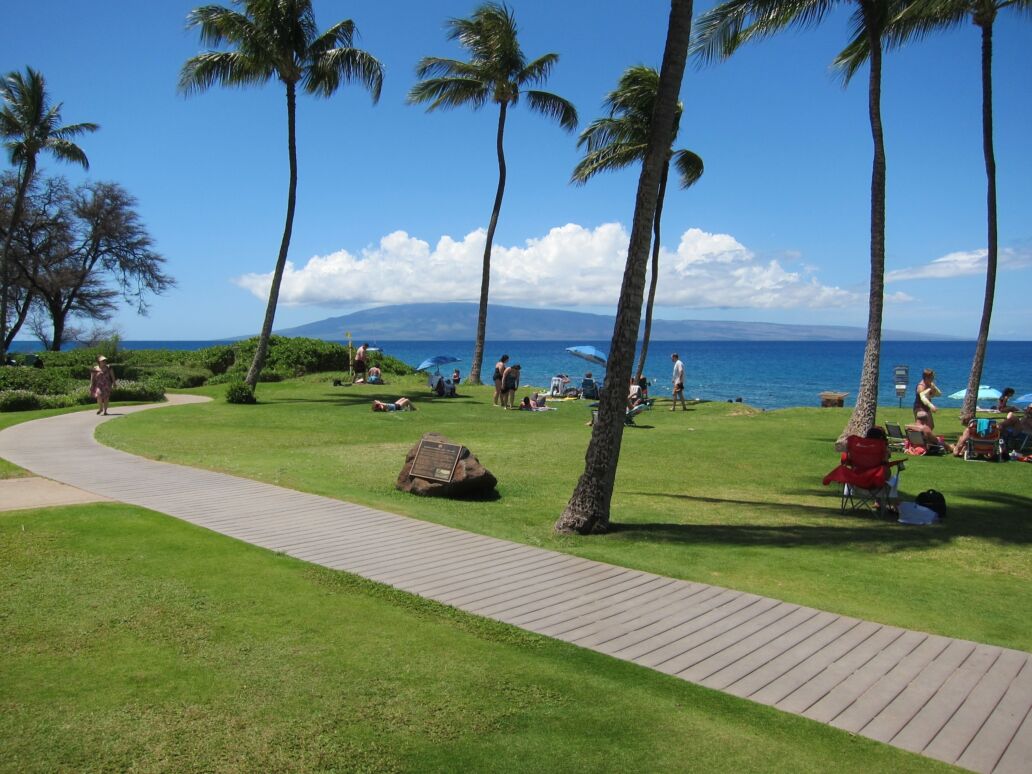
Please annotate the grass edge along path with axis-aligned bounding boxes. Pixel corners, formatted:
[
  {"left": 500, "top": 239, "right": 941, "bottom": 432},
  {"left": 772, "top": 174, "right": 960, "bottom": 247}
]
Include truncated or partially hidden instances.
[
  {"left": 91, "top": 378, "right": 1032, "bottom": 655},
  {"left": 0, "top": 503, "right": 954, "bottom": 773}
]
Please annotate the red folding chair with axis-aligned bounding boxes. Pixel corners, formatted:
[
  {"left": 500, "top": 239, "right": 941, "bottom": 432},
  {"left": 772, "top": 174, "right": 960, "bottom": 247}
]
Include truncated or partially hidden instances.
[{"left": 823, "top": 436, "right": 905, "bottom": 517}]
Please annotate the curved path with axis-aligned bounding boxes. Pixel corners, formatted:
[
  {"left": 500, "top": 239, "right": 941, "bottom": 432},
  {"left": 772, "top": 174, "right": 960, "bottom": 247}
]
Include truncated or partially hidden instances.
[{"left": 1, "top": 396, "right": 1030, "bottom": 774}]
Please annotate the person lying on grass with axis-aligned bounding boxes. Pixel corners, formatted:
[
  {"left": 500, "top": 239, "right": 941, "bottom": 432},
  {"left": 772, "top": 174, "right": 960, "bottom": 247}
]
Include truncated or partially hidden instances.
[{"left": 372, "top": 398, "right": 415, "bottom": 412}]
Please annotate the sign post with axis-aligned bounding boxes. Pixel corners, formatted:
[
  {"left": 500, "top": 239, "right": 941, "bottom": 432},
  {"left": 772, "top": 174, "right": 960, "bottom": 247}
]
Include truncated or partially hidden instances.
[{"left": 894, "top": 365, "right": 909, "bottom": 408}]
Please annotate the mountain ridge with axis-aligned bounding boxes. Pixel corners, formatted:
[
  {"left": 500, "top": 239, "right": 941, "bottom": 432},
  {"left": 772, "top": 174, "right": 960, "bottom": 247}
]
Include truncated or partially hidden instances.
[{"left": 271, "top": 303, "right": 957, "bottom": 342}]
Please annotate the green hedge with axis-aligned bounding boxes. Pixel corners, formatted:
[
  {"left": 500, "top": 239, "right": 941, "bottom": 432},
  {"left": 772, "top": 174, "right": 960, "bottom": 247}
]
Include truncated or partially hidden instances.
[
  {"left": 0, "top": 367, "right": 76, "bottom": 395},
  {"left": 0, "top": 381, "right": 165, "bottom": 412}
]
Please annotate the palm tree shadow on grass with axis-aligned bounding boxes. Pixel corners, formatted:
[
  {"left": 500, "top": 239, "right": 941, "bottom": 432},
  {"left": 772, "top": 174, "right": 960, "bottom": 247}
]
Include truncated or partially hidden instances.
[{"left": 612, "top": 490, "right": 1032, "bottom": 549}]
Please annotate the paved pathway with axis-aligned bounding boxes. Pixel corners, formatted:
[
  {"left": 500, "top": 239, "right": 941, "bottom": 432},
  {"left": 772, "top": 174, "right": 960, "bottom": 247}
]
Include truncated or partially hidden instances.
[{"left": 1, "top": 396, "right": 1030, "bottom": 774}]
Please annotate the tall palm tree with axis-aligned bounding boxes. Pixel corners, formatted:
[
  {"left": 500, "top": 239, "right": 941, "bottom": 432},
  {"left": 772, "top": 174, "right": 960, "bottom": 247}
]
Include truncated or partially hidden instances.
[
  {"left": 1, "top": 67, "right": 97, "bottom": 361},
  {"left": 873, "top": 0, "right": 1029, "bottom": 420},
  {"left": 693, "top": 0, "right": 909, "bottom": 443},
  {"left": 572, "top": 65, "right": 703, "bottom": 383},
  {"left": 555, "top": 0, "right": 696, "bottom": 535},
  {"left": 179, "top": 0, "right": 383, "bottom": 389},
  {"left": 408, "top": 2, "right": 577, "bottom": 385}
]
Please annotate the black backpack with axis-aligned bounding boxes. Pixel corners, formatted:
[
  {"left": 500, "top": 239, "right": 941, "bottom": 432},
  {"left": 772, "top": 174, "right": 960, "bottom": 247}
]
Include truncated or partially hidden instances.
[{"left": 915, "top": 489, "right": 948, "bottom": 519}]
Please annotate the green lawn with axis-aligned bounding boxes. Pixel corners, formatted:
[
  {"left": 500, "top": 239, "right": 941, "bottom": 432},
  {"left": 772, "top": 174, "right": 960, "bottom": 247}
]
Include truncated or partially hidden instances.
[
  {"left": 80, "top": 375, "right": 1032, "bottom": 653},
  {"left": 0, "top": 504, "right": 951, "bottom": 772}
]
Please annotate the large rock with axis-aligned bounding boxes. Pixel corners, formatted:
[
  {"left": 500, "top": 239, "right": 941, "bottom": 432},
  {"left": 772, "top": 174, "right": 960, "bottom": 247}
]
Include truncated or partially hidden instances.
[{"left": 396, "top": 432, "right": 498, "bottom": 498}]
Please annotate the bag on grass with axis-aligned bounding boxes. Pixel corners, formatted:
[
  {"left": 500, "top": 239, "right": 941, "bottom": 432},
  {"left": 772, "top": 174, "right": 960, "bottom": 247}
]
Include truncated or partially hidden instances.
[
  {"left": 898, "top": 502, "right": 939, "bottom": 525},
  {"left": 915, "top": 489, "right": 947, "bottom": 519}
]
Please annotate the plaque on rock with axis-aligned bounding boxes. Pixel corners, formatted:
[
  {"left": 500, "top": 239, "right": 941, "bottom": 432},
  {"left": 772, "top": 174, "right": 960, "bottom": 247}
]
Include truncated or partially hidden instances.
[{"left": 410, "top": 439, "right": 463, "bottom": 483}]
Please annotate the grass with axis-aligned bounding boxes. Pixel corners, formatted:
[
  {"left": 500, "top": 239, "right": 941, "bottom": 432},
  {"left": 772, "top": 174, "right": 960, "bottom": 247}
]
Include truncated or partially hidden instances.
[
  {"left": 80, "top": 374, "right": 1032, "bottom": 654},
  {"left": 0, "top": 503, "right": 952, "bottom": 772}
]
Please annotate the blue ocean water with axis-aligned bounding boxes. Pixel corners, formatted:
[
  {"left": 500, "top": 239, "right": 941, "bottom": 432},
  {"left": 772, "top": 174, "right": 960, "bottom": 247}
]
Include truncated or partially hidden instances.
[{"left": 12, "top": 338, "right": 1032, "bottom": 411}]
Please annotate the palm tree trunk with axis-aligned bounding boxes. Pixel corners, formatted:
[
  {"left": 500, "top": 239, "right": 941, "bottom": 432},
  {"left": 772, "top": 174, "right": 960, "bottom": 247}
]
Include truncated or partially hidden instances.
[
  {"left": 468, "top": 102, "right": 508, "bottom": 385},
  {"left": 841, "top": 8, "right": 886, "bottom": 445},
  {"left": 961, "top": 20, "right": 997, "bottom": 422},
  {"left": 636, "top": 161, "right": 670, "bottom": 382},
  {"left": 0, "top": 158, "right": 36, "bottom": 361},
  {"left": 245, "top": 82, "right": 299, "bottom": 390},
  {"left": 556, "top": 0, "right": 694, "bottom": 535}
]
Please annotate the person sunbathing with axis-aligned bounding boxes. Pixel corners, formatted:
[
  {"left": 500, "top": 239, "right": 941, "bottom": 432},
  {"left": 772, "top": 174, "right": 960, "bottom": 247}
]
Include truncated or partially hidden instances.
[{"left": 372, "top": 398, "right": 414, "bottom": 412}]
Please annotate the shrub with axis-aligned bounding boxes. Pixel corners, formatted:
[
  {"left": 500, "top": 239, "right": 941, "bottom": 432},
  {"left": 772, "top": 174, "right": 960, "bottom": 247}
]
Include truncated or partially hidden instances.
[
  {"left": 0, "top": 367, "right": 75, "bottom": 395},
  {"left": 368, "top": 351, "right": 415, "bottom": 376},
  {"left": 0, "top": 390, "right": 43, "bottom": 412},
  {"left": 190, "top": 344, "right": 236, "bottom": 375},
  {"left": 225, "top": 382, "right": 256, "bottom": 404},
  {"left": 109, "top": 381, "right": 166, "bottom": 402},
  {"left": 129, "top": 366, "right": 212, "bottom": 389},
  {"left": 234, "top": 336, "right": 349, "bottom": 376}
]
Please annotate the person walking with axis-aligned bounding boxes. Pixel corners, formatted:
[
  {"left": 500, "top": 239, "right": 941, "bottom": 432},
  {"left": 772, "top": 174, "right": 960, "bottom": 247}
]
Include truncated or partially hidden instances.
[
  {"left": 89, "top": 355, "right": 116, "bottom": 415},
  {"left": 492, "top": 354, "right": 510, "bottom": 406},
  {"left": 670, "top": 352, "right": 686, "bottom": 411},
  {"left": 913, "top": 368, "right": 941, "bottom": 429}
]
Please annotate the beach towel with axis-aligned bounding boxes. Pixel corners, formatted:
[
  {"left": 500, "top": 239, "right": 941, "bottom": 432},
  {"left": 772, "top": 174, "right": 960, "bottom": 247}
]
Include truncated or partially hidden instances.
[{"left": 976, "top": 418, "right": 991, "bottom": 436}]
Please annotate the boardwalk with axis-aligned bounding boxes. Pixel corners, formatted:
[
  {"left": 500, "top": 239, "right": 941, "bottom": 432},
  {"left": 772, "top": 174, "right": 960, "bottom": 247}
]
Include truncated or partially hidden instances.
[{"left": 1, "top": 396, "right": 1030, "bottom": 774}]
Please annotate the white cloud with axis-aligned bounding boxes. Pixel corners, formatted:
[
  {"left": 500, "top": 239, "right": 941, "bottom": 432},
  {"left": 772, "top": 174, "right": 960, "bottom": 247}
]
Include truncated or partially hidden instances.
[
  {"left": 234, "top": 223, "right": 861, "bottom": 310},
  {"left": 886, "top": 247, "right": 1032, "bottom": 282}
]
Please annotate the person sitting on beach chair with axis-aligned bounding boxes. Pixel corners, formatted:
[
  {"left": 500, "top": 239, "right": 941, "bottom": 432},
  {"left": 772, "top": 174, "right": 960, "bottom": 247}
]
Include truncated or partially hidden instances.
[
  {"left": 823, "top": 428, "right": 905, "bottom": 517},
  {"left": 627, "top": 377, "right": 645, "bottom": 410},
  {"left": 581, "top": 372, "right": 599, "bottom": 400},
  {"left": 905, "top": 411, "right": 952, "bottom": 455}
]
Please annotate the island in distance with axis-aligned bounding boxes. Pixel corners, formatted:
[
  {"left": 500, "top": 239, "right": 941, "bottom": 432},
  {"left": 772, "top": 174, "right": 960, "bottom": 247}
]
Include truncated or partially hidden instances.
[{"left": 273, "top": 303, "right": 958, "bottom": 342}]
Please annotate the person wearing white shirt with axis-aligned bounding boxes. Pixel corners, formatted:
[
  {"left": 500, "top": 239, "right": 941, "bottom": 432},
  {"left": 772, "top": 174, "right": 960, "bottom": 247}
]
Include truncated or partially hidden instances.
[{"left": 670, "top": 353, "right": 686, "bottom": 411}]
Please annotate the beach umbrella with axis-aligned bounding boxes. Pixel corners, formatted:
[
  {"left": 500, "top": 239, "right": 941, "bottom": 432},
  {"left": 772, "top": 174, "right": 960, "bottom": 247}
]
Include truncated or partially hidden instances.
[
  {"left": 415, "top": 355, "right": 460, "bottom": 373},
  {"left": 1014, "top": 393, "right": 1032, "bottom": 404},
  {"left": 565, "top": 345, "right": 608, "bottom": 368},
  {"left": 948, "top": 385, "right": 1001, "bottom": 400}
]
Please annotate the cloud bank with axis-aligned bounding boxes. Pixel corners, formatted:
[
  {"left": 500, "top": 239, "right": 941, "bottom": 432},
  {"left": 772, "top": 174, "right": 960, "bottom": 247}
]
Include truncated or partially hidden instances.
[{"left": 234, "top": 223, "right": 861, "bottom": 310}]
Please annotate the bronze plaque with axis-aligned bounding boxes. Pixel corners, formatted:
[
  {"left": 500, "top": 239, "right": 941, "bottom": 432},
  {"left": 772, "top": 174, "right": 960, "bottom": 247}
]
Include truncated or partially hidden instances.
[{"left": 410, "top": 440, "right": 463, "bottom": 483}]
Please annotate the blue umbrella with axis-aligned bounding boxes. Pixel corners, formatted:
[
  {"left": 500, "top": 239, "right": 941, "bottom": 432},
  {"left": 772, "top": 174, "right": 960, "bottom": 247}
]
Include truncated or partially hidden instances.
[
  {"left": 948, "top": 385, "right": 1001, "bottom": 400},
  {"left": 565, "top": 345, "right": 608, "bottom": 368},
  {"left": 415, "top": 355, "right": 460, "bottom": 373},
  {"left": 1015, "top": 393, "right": 1032, "bottom": 404}
]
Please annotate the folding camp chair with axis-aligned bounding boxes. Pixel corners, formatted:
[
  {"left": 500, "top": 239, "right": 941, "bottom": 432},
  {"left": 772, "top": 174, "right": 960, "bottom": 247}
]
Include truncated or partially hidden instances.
[
  {"left": 625, "top": 399, "right": 653, "bottom": 426},
  {"left": 884, "top": 421, "right": 906, "bottom": 451},
  {"left": 905, "top": 428, "right": 947, "bottom": 456},
  {"left": 823, "top": 435, "right": 905, "bottom": 517}
]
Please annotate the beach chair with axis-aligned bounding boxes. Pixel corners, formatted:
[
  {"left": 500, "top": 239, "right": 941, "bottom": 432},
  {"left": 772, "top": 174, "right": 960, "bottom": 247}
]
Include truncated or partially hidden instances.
[
  {"left": 1004, "top": 431, "right": 1031, "bottom": 455},
  {"left": 884, "top": 421, "right": 906, "bottom": 451},
  {"left": 822, "top": 435, "right": 905, "bottom": 518},
  {"left": 581, "top": 377, "right": 599, "bottom": 400},
  {"left": 905, "top": 428, "right": 947, "bottom": 456},
  {"left": 964, "top": 418, "right": 1002, "bottom": 462},
  {"left": 625, "top": 399, "right": 653, "bottom": 426}
]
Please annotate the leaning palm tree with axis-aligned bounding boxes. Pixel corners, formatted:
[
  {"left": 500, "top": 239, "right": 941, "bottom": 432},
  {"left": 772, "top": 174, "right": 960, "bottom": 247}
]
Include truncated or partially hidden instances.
[
  {"left": 408, "top": 2, "right": 577, "bottom": 385},
  {"left": 0, "top": 67, "right": 97, "bottom": 361},
  {"left": 179, "top": 0, "right": 383, "bottom": 389},
  {"left": 871, "top": 0, "right": 1029, "bottom": 420},
  {"left": 572, "top": 64, "right": 703, "bottom": 383},
  {"left": 555, "top": 0, "right": 696, "bottom": 535},
  {"left": 693, "top": 0, "right": 909, "bottom": 443}
]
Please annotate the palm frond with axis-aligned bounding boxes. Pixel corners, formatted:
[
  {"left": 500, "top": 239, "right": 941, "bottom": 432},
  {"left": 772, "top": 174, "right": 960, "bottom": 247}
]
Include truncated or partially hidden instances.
[
  {"left": 691, "top": 0, "right": 837, "bottom": 65},
  {"left": 51, "top": 121, "right": 100, "bottom": 141},
  {"left": 305, "top": 47, "right": 383, "bottom": 100},
  {"left": 178, "top": 51, "right": 273, "bottom": 94},
  {"left": 407, "top": 77, "right": 489, "bottom": 111},
  {"left": 524, "top": 90, "right": 578, "bottom": 131},
  {"left": 672, "top": 149, "right": 704, "bottom": 188},
  {"left": 414, "top": 56, "right": 483, "bottom": 81},
  {"left": 570, "top": 143, "right": 647, "bottom": 184},
  {"left": 309, "top": 19, "right": 357, "bottom": 54},
  {"left": 43, "top": 138, "right": 91, "bottom": 170},
  {"left": 186, "top": 5, "right": 257, "bottom": 48},
  {"left": 577, "top": 116, "right": 646, "bottom": 153},
  {"left": 518, "top": 53, "right": 559, "bottom": 86}
]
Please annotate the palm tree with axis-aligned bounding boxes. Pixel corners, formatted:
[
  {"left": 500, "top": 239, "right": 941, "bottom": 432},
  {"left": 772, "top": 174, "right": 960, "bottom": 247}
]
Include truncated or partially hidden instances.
[
  {"left": 572, "top": 65, "right": 703, "bottom": 383},
  {"left": 179, "top": 0, "right": 383, "bottom": 389},
  {"left": 693, "top": 0, "right": 909, "bottom": 443},
  {"left": 408, "top": 2, "right": 577, "bottom": 385},
  {"left": 1, "top": 67, "right": 97, "bottom": 361},
  {"left": 555, "top": 0, "right": 696, "bottom": 535},
  {"left": 873, "top": 0, "right": 1029, "bottom": 420}
]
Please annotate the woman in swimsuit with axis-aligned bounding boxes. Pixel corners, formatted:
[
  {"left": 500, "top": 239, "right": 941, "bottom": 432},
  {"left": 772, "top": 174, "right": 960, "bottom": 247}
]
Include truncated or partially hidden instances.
[
  {"left": 492, "top": 354, "right": 509, "bottom": 406},
  {"left": 912, "top": 368, "right": 941, "bottom": 429},
  {"left": 501, "top": 363, "right": 521, "bottom": 409}
]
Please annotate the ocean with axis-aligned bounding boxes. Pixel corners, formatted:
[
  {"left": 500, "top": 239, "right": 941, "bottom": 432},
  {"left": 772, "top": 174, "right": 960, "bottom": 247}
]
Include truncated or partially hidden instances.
[{"left": 11, "top": 338, "right": 1032, "bottom": 411}]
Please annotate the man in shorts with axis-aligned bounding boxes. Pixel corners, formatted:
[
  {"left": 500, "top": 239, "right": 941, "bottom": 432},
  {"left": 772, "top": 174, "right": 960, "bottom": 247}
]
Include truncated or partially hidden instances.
[{"left": 670, "top": 352, "right": 686, "bottom": 411}]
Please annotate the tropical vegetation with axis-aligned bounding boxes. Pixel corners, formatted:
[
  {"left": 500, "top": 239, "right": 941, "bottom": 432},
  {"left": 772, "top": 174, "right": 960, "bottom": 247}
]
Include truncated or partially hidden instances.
[
  {"left": 408, "top": 1, "right": 577, "bottom": 385},
  {"left": 0, "top": 67, "right": 98, "bottom": 360},
  {"left": 178, "top": 0, "right": 383, "bottom": 390},
  {"left": 571, "top": 64, "right": 704, "bottom": 383}
]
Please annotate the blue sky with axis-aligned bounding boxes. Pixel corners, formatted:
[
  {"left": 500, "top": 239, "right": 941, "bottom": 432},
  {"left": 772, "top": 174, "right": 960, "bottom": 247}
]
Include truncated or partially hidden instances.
[{"left": 3, "top": 0, "right": 1030, "bottom": 340}]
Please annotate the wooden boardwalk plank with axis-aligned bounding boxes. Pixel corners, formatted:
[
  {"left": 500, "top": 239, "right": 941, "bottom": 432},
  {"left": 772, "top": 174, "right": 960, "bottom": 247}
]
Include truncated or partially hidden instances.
[{"left": 2, "top": 398, "right": 1031, "bottom": 774}]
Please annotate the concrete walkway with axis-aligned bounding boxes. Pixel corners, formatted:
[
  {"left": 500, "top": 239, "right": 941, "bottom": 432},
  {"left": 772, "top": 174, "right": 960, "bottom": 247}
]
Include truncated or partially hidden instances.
[{"left": 1, "top": 396, "right": 1029, "bottom": 774}]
